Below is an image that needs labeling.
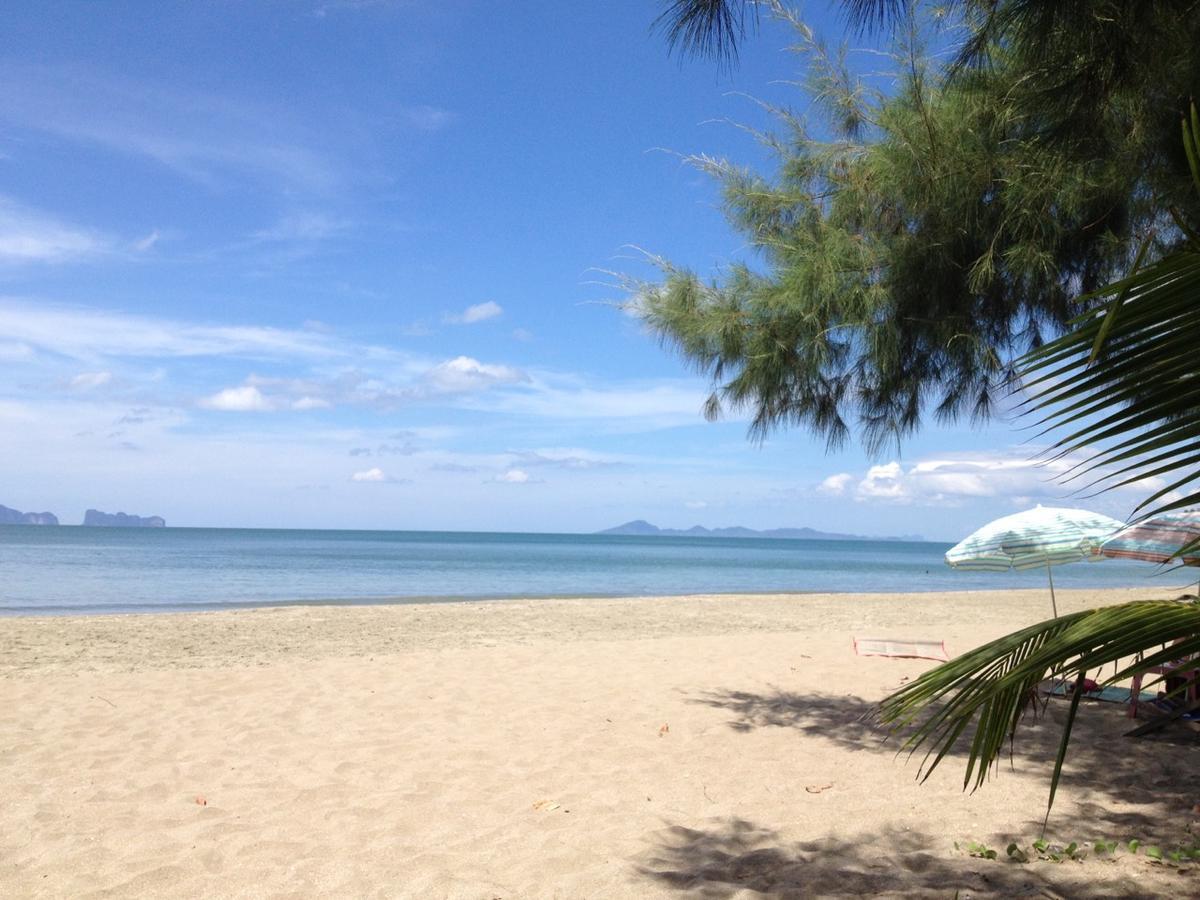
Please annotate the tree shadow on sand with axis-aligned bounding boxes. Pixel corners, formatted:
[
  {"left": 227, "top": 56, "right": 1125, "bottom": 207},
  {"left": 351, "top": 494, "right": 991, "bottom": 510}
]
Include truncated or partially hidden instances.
[
  {"left": 636, "top": 816, "right": 1161, "bottom": 898},
  {"left": 687, "top": 687, "right": 1200, "bottom": 840}
]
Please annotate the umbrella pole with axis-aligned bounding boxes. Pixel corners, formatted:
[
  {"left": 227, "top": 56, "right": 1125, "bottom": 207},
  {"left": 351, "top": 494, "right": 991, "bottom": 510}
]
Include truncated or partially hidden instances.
[{"left": 1046, "top": 561, "right": 1058, "bottom": 618}]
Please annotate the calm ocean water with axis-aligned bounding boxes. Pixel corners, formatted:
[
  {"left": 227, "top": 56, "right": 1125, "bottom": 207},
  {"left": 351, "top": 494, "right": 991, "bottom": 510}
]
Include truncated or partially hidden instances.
[{"left": 0, "top": 525, "right": 1177, "bottom": 615}]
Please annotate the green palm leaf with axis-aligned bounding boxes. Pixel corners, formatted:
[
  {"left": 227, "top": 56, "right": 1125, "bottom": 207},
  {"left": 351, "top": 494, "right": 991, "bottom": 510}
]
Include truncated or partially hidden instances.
[
  {"left": 878, "top": 600, "right": 1200, "bottom": 821},
  {"left": 879, "top": 106, "right": 1200, "bottom": 820},
  {"left": 1018, "top": 242, "right": 1200, "bottom": 543},
  {"left": 1017, "top": 105, "right": 1200, "bottom": 537}
]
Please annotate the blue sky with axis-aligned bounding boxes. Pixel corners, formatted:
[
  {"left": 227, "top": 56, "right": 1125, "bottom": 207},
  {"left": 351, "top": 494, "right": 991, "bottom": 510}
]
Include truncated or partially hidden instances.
[{"left": 0, "top": 1, "right": 1161, "bottom": 539}]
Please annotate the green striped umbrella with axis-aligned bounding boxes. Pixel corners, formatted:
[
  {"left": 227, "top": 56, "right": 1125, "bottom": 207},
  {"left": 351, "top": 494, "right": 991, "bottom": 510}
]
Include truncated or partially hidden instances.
[{"left": 945, "top": 506, "right": 1124, "bottom": 616}]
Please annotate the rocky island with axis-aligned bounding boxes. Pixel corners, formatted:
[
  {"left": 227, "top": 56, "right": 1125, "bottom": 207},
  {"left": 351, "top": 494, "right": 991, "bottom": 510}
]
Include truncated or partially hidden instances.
[
  {"left": 0, "top": 504, "right": 59, "bottom": 525},
  {"left": 83, "top": 509, "right": 166, "bottom": 527}
]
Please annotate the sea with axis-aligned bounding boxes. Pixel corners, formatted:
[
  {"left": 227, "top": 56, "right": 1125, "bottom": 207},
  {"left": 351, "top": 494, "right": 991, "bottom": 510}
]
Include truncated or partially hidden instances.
[{"left": 0, "top": 525, "right": 1181, "bottom": 616}]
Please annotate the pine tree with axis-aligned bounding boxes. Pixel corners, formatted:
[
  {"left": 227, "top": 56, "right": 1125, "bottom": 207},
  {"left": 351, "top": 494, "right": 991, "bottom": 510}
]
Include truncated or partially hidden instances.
[{"left": 641, "top": 1, "right": 1200, "bottom": 452}]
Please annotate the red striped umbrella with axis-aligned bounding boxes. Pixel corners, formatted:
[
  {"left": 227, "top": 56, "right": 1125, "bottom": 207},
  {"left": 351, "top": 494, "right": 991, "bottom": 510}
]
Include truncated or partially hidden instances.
[{"left": 1100, "top": 510, "right": 1200, "bottom": 566}]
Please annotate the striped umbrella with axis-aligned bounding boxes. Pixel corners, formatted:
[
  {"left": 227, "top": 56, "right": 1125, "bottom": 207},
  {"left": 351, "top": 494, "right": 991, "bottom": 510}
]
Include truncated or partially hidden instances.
[
  {"left": 1100, "top": 510, "right": 1200, "bottom": 566},
  {"left": 946, "top": 506, "right": 1124, "bottom": 617},
  {"left": 1101, "top": 510, "right": 1200, "bottom": 596}
]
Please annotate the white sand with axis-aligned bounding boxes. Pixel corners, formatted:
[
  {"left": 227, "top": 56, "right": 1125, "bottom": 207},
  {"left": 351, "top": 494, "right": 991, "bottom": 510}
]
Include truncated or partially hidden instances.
[{"left": 3, "top": 588, "right": 1199, "bottom": 898}]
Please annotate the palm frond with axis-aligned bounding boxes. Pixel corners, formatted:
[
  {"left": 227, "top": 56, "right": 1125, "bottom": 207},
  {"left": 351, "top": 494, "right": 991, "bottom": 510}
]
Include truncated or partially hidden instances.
[
  {"left": 878, "top": 599, "right": 1200, "bottom": 819},
  {"left": 1018, "top": 245, "right": 1200, "bottom": 523},
  {"left": 886, "top": 125, "right": 1200, "bottom": 807},
  {"left": 1018, "top": 106, "right": 1200, "bottom": 534}
]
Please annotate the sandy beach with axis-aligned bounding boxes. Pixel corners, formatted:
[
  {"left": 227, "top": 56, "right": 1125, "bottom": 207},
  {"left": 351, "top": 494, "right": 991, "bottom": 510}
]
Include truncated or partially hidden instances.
[{"left": 4, "top": 587, "right": 1200, "bottom": 898}]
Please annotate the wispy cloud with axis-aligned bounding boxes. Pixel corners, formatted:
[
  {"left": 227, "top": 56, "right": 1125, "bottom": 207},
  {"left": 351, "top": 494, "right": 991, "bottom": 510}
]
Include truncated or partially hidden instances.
[
  {"left": 292, "top": 396, "right": 331, "bottom": 410},
  {"left": 132, "top": 230, "right": 161, "bottom": 252},
  {"left": 311, "top": 0, "right": 406, "bottom": 17},
  {"left": 0, "top": 196, "right": 113, "bottom": 263},
  {"left": 431, "top": 462, "right": 480, "bottom": 474},
  {"left": 476, "top": 379, "right": 711, "bottom": 425},
  {"left": 68, "top": 371, "right": 113, "bottom": 391},
  {"left": 251, "top": 212, "right": 350, "bottom": 243},
  {"left": 197, "top": 356, "right": 528, "bottom": 414},
  {"left": 2, "top": 301, "right": 725, "bottom": 436},
  {"left": 508, "top": 448, "right": 625, "bottom": 470},
  {"left": 0, "top": 63, "right": 342, "bottom": 193},
  {"left": 347, "top": 441, "right": 417, "bottom": 458},
  {"left": 0, "top": 299, "right": 354, "bottom": 362},
  {"left": 400, "top": 105, "right": 457, "bottom": 132},
  {"left": 0, "top": 342, "right": 35, "bottom": 361},
  {"left": 444, "top": 301, "right": 502, "bottom": 325}
]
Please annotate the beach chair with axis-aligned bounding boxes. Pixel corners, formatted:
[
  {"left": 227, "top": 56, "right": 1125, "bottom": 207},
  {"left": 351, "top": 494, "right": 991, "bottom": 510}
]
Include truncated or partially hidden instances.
[
  {"left": 852, "top": 637, "right": 948, "bottom": 662},
  {"left": 1127, "top": 650, "right": 1200, "bottom": 719}
]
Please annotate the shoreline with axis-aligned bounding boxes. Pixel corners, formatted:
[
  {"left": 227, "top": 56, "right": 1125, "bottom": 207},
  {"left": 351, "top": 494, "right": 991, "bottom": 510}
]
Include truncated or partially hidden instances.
[
  {"left": 4, "top": 586, "right": 1195, "bottom": 897},
  {"left": 0, "top": 580, "right": 1185, "bottom": 619},
  {"left": 0, "top": 586, "right": 1168, "bottom": 675}
]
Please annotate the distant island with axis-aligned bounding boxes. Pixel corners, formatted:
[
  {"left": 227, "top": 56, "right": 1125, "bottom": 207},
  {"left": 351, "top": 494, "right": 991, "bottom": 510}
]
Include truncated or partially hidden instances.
[
  {"left": 597, "top": 519, "right": 923, "bottom": 542},
  {"left": 0, "top": 504, "right": 59, "bottom": 526},
  {"left": 83, "top": 509, "right": 166, "bottom": 528},
  {"left": 0, "top": 504, "right": 165, "bottom": 527}
]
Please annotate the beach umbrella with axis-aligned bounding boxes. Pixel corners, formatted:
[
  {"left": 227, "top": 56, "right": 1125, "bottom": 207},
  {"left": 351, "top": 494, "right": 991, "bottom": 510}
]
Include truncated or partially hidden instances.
[
  {"left": 1101, "top": 509, "right": 1200, "bottom": 593},
  {"left": 1100, "top": 509, "right": 1200, "bottom": 565},
  {"left": 945, "top": 506, "right": 1124, "bottom": 617}
]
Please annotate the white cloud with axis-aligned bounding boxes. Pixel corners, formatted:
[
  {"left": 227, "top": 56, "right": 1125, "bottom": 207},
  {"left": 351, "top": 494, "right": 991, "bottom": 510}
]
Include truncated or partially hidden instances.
[
  {"left": 291, "top": 396, "right": 331, "bottom": 410},
  {"left": 820, "top": 450, "right": 1166, "bottom": 511},
  {"left": 0, "top": 197, "right": 111, "bottom": 263},
  {"left": 351, "top": 467, "right": 388, "bottom": 482},
  {"left": 0, "top": 300, "right": 353, "bottom": 362},
  {"left": 424, "top": 356, "right": 527, "bottom": 393},
  {"left": 512, "top": 328, "right": 534, "bottom": 342},
  {"left": 685, "top": 499, "right": 708, "bottom": 509},
  {"left": 0, "top": 300, "right": 734, "bottom": 439},
  {"left": 856, "top": 462, "right": 909, "bottom": 501},
  {"left": 252, "top": 212, "right": 348, "bottom": 242},
  {"left": 445, "top": 301, "right": 502, "bottom": 325},
  {"left": 133, "top": 230, "right": 160, "bottom": 252},
  {"left": 817, "top": 472, "right": 853, "bottom": 496},
  {"left": 200, "top": 385, "right": 273, "bottom": 412},
  {"left": 349, "top": 466, "right": 411, "bottom": 485},
  {"left": 68, "top": 371, "right": 112, "bottom": 391},
  {"left": 496, "top": 468, "right": 533, "bottom": 484},
  {"left": 179, "top": 354, "right": 528, "bottom": 416}
]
